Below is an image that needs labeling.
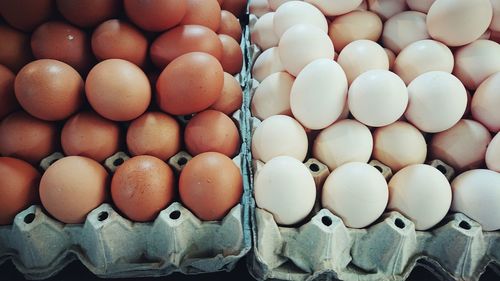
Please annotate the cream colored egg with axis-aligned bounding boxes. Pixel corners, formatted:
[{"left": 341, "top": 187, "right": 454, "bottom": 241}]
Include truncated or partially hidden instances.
[
  {"left": 251, "top": 72, "right": 294, "bottom": 120},
  {"left": 405, "top": 71, "right": 467, "bottom": 133},
  {"left": 451, "top": 169, "right": 500, "bottom": 231},
  {"left": 388, "top": 164, "right": 452, "bottom": 230},
  {"left": 252, "top": 47, "right": 285, "bottom": 82},
  {"left": 373, "top": 121, "right": 427, "bottom": 172},
  {"left": 278, "top": 24, "right": 335, "bottom": 76},
  {"left": 328, "top": 11, "right": 383, "bottom": 52},
  {"left": 322, "top": 162, "right": 388, "bottom": 228},
  {"left": 431, "top": 119, "right": 492, "bottom": 172},
  {"left": 427, "top": 0, "right": 493, "bottom": 47},
  {"left": 405, "top": 0, "right": 435, "bottom": 13},
  {"left": 486, "top": 132, "right": 500, "bottom": 172},
  {"left": 385, "top": 48, "right": 396, "bottom": 69},
  {"left": 251, "top": 13, "right": 279, "bottom": 51},
  {"left": 382, "top": 11, "right": 430, "bottom": 54},
  {"left": 252, "top": 115, "right": 308, "bottom": 162},
  {"left": 491, "top": 0, "right": 500, "bottom": 32},
  {"left": 337, "top": 40, "right": 389, "bottom": 84},
  {"left": 313, "top": 119, "right": 373, "bottom": 171},
  {"left": 290, "top": 59, "right": 348, "bottom": 130},
  {"left": 348, "top": 69, "right": 408, "bottom": 127},
  {"left": 394, "top": 39, "right": 454, "bottom": 85},
  {"left": 471, "top": 72, "right": 500, "bottom": 132},
  {"left": 453, "top": 40, "right": 500, "bottom": 90},
  {"left": 367, "top": 0, "right": 408, "bottom": 21},
  {"left": 305, "top": 0, "right": 363, "bottom": 16},
  {"left": 250, "top": 0, "right": 272, "bottom": 17},
  {"left": 269, "top": 0, "right": 297, "bottom": 11},
  {"left": 273, "top": 1, "right": 328, "bottom": 38}
]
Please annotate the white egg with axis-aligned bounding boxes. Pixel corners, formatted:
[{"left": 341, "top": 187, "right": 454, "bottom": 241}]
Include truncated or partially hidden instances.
[
  {"left": 305, "top": 0, "right": 363, "bottom": 16},
  {"left": 252, "top": 47, "right": 285, "bottom": 82},
  {"left": 471, "top": 71, "right": 500, "bottom": 132},
  {"left": 405, "top": 0, "right": 435, "bottom": 13},
  {"left": 273, "top": 1, "right": 328, "bottom": 37},
  {"left": 249, "top": 0, "right": 272, "bottom": 17},
  {"left": 251, "top": 72, "right": 294, "bottom": 120},
  {"left": 367, "top": 0, "right": 408, "bottom": 21},
  {"left": 382, "top": 11, "right": 430, "bottom": 54},
  {"left": 486, "top": 132, "right": 500, "bottom": 172},
  {"left": 251, "top": 13, "right": 279, "bottom": 51},
  {"left": 491, "top": 0, "right": 500, "bottom": 32}
]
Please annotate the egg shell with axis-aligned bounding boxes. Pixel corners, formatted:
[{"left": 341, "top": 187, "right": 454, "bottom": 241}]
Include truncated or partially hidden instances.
[
  {"left": 251, "top": 47, "right": 285, "bottom": 82},
  {"left": 217, "top": 10, "right": 242, "bottom": 42},
  {"left": 0, "top": 0, "right": 53, "bottom": 31},
  {"left": 305, "top": 0, "right": 362, "bottom": 16},
  {"left": 150, "top": 25, "right": 223, "bottom": 69},
  {"left": 269, "top": 0, "right": 295, "bottom": 10},
  {"left": 156, "top": 52, "right": 223, "bottom": 115},
  {"left": 388, "top": 164, "right": 452, "bottom": 230},
  {"left": 179, "top": 152, "right": 242, "bottom": 221},
  {"left": 0, "top": 26, "right": 33, "bottom": 73},
  {"left": 180, "top": 0, "right": 221, "bottom": 31},
  {"left": 254, "top": 155, "right": 316, "bottom": 225},
  {"left": 218, "top": 34, "right": 243, "bottom": 75},
  {"left": 486, "top": 132, "right": 500, "bottom": 172},
  {"left": 451, "top": 169, "right": 500, "bottom": 231},
  {"left": 251, "top": 71, "right": 294, "bottom": 120},
  {"left": 491, "top": 0, "right": 500, "bottom": 32},
  {"left": 57, "top": 0, "right": 120, "bottom": 27},
  {"left": 290, "top": 59, "right": 348, "bottom": 130},
  {"left": 384, "top": 48, "right": 396, "bottom": 69},
  {"left": 250, "top": 12, "right": 279, "bottom": 51},
  {"left": 322, "top": 162, "right": 388, "bottom": 228},
  {"left": 124, "top": 0, "right": 187, "bottom": 32},
  {"left": 209, "top": 72, "right": 242, "bottom": 115},
  {"left": 249, "top": 0, "right": 271, "bottom": 17},
  {"left": 111, "top": 155, "right": 175, "bottom": 222},
  {"left": 427, "top": 0, "right": 492, "bottom": 47},
  {"left": 367, "top": 0, "right": 408, "bottom": 21},
  {"left": 273, "top": 1, "right": 328, "bottom": 38},
  {"left": 40, "top": 156, "right": 109, "bottom": 224},
  {"left": 0, "top": 65, "right": 18, "bottom": 119},
  {"left": 0, "top": 157, "right": 40, "bottom": 225},
  {"left": 0, "top": 111, "right": 58, "bottom": 164},
  {"left": 252, "top": 115, "right": 308, "bottom": 163},
  {"left": 382, "top": 11, "right": 430, "bottom": 54},
  {"left": 313, "top": 119, "right": 373, "bottom": 171},
  {"left": 405, "top": 0, "right": 434, "bottom": 13}
]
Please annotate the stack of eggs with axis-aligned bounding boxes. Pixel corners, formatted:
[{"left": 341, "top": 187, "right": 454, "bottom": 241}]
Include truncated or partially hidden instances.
[
  {"left": 250, "top": 0, "right": 500, "bottom": 231},
  {"left": 0, "top": 0, "right": 246, "bottom": 225}
]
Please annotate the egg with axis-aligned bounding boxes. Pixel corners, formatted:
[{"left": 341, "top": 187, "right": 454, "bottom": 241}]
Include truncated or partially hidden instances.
[
  {"left": 249, "top": 0, "right": 271, "bottom": 17},
  {"left": 91, "top": 19, "right": 148, "bottom": 67},
  {"left": 0, "top": 111, "right": 58, "bottom": 164},
  {"left": 430, "top": 119, "right": 492, "bottom": 172},
  {"left": 269, "top": 0, "right": 295, "bottom": 10},
  {"left": 150, "top": 25, "right": 223, "bottom": 69},
  {"left": 453, "top": 40, "right": 500, "bottom": 90},
  {"left": 367, "top": 0, "right": 408, "bottom": 21},
  {"left": 179, "top": 152, "right": 242, "bottom": 221},
  {"left": 254, "top": 156, "right": 316, "bottom": 225},
  {"left": 184, "top": 110, "right": 240, "bottom": 157},
  {"left": 451, "top": 169, "right": 500, "bottom": 231},
  {"left": 180, "top": 0, "right": 221, "bottom": 31},
  {"left": 337, "top": 40, "right": 389, "bottom": 85},
  {"left": 86, "top": 59, "right": 151, "bottom": 121},
  {"left": 0, "top": 25, "right": 33, "bottom": 72},
  {"left": 273, "top": 1, "right": 328, "bottom": 37},
  {"left": 426, "top": 0, "right": 493, "bottom": 47},
  {"left": 405, "top": 71, "right": 467, "bottom": 133},
  {"left": 251, "top": 47, "right": 285, "bottom": 82},
  {"left": 486, "top": 132, "right": 500, "bottom": 172},
  {"left": 305, "top": 0, "right": 362, "bottom": 16},
  {"left": 15, "top": 59, "right": 84, "bottom": 121},
  {"left": 252, "top": 115, "right": 308, "bottom": 163},
  {"left": 57, "top": 0, "right": 120, "bottom": 27},
  {"left": 156, "top": 52, "right": 223, "bottom": 115},
  {"left": 124, "top": 0, "right": 187, "bottom": 32},
  {"left": 388, "top": 164, "right": 452, "bottom": 230},
  {"left": 491, "top": 0, "right": 500, "bottom": 32},
  {"left": 394, "top": 39, "right": 454, "bottom": 85},
  {"left": 322, "top": 162, "right": 388, "bottom": 228},
  {"left": 328, "top": 11, "right": 383, "bottom": 52},
  {"left": 219, "top": 34, "right": 243, "bottom": 75},
  {"left": 251, "top": 12, "right": 279, "bottom": 51},
  {"left": 313, "top": 119, "right": 373, "bottom": 171},
  {"left": 348, "top": 69, "right": 408, "bottom": 127},
  {"left": 0, "top": 65, "right": 18, "bottom": 119},
  {"left": 61, "top": 112, "right": 120, "bottom": 163},
  {"left": 209, "top": 72, "right": 242, "bottom": 115},
  {"left": 218, "top": 10, "right": 242, "bottom": 42},
  {"left": 382, "top": 11, "right": 430, "bottom": 54},
  {"left": 251, "top": 71, "right": 294, "bottom": 120},
  {"left": 405, "top": 0, "right": 434, "bottom": 13},
  {"left": 111, "top": 155, "right": 175, "bottom": 222},
  {"left": 0, "top": 157, "right": 40, "bottom": 225},
  {"left": 221, "top": 0, "right": 246, "bottom": 17},
  {"left": 384, "top": 48, "right": 396, "bottom": 69},
  {"left": 0, "top": 0, "right": 53, "bottom": 31},
  {"left": 31, "top": 21, "right": 94, "bottom": 74},
  {"left": 126, "top": 112, "right": 181, "bottom": 161},
  {"left": 290, "top": 59, "right": 348, "bottom": 130},
  {"left": 278, "top": 24, "right": 335, "bottom": 77}
]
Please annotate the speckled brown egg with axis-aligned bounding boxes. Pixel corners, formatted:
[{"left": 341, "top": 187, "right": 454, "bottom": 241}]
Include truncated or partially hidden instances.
[
  {"left": 57, "top": 0, "right": 120, "bottom": 27},
  {"left": 0, "top": 25, "right": 33, "bottom": 73},
  {"left": 15, "top": 59, "right": 84, "bottom": 121},
  {"left": 219, "top": 34, "right": 243, "bottom": 75},
  {"left": 209, "top": 72, "right": 242, "bottom": 115},
  {"left": 179, "top": 152, "right": 242, "bottom": 221},
  {"left": 0, "top": 0, "right": 53, "bottom": 31},
  {"left": 0, "top": 157, "right": 40, "bottom": 225},
  {"left": 0, "top": 65, "right": 19, "bottom": 119},
  {"left": 124, "top": 0, "right": 187, "bottom": 32},
  {"left": 218, "top": 10, "right": 242, "bottom": 42},
  {"left": 180, "top": 0, "right": 221, "bottom": 31}
]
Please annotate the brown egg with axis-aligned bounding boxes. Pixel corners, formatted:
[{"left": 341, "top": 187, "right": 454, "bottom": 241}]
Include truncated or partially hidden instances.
[
  {"left": 126, "top": 112, "right": 180, "bottom": 161},
  {"left": 209, "top": 72, "right": 242, "bottom": 115},
  {"left": 180, "top": 0, "right": 221, "bottom": 31},
  {"left": 217, "top": 10, "right": 242, "bottom": 42},
  {"left": 0, "top": 0, "right": 53, "bottom": 31},
  {"left": 185, "top": 110, "right": 240, "bottom": 157},
  {"left": 31, "top": 21, "right": 94, "bottom": 74},
  {"left": 15, "top": 59, "right": 84, "bottom": 121},
  {"left": 111, "top": 155, "right": 174, "bottom": 222},
  {"left": 219, "top": 34, "right": 243, "bottom": 75},
  {"left": 0, "top": 25, "right": 33, "bottom": 72},
  {"left": 0, "top": 65, "right": 19, "bottom": 119},
  {"left": 0, "top": 111, "right": 58, "bottom": 164},
  {"left": 61, "top": 112, "right": 120, "bottom": 162},
  {"left": 0, "top": 157, "right": 40, "bottom": 225},
  {"left": 221, "top": 0, "right": 247, "bottom": 18},
  {"left": 179, "top": 152, "right": 242, "bottom": 221},
  {"left": 57, "top": 0, "right": 120, "bottom": 27},
  {"left": 39, "top": 156, "right": 108, "bottom": 224},
  {"left": 157, "top": 52, "right": 223, "bottom": 115},
  {"left": 124, "top": 0, "right": 187, "bottom": 32},
  {"left": 150, "top": 25, "right": 223, "bottom": 69},
  {"left": 92, "top": 19, "right": 148, "bottom": 67},
  {"left": 86, "top": 59, "right": 151, "bottom": 121}
]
